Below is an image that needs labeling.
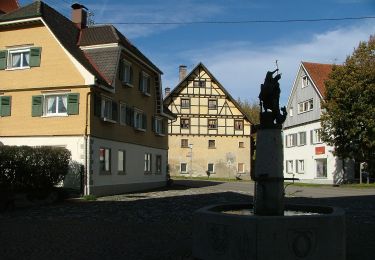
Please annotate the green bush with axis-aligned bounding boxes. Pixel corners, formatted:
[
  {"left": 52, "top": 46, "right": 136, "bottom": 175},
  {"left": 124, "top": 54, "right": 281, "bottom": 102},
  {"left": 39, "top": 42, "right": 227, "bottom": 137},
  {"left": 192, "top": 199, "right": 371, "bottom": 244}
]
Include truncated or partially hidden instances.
[{"left": 0, "top": 146, "right": 71, "bottom": 192}]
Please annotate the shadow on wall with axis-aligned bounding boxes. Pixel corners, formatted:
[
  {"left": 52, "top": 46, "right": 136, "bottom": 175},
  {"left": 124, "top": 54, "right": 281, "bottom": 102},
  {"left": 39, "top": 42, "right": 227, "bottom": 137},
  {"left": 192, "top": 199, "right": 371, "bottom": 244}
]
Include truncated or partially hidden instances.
[
  {"left": 63, "top": 161, "right": 83, "bottom": 190},
  {"left": 332, "top": 158, "right": 355, "bottom": 185}
]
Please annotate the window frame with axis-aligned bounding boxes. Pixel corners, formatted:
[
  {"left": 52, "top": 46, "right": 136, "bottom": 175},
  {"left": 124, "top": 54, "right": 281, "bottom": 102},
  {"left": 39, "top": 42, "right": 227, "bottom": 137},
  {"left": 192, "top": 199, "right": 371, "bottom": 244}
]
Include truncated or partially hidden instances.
[
  {"left": 99, "top": 147, "right": 111, "bottom": 174},
  {"left": 193, "top": 80, "right": 206, "bottom": 88},
  {"left": 234, "top": 120, "right": 244, "bottom": 131},
  {"left": 180, "top": 98, "right": 190, "bottom": 109},
  {"left": 208, "top": 139, "right": 216, "bottom": 149},
  {"left": 155, "top": 155, "right": 162, "bottom": 174},
  {"left": 7, "top": 48, "right": 30, "bottom": 70},
  {"left": 207, "top": 163, "right": 215, "bottom": 174},
  {"left": 207, "top": 119, "right": 218, "bottom": 129},
  {"left": 134, "top": 108, "right": 146, "bottom": 131},
  {"left": 117, "top": 150, "right": 126, "bottom": 174},
  {"left": 208, "top": 99, "right": 217, "bottom": 110},
  {"left": 180, "top": 118, "right": 190, "bottom": 129},
  {"left": 181, "top": 139, "right": 189, "bottom": 148},
  {"left": 298, "top": 99, "right": 314, "bottom": 114},
  {"left": 298, "top": 132, "right": 306, "bottom": 146},
  {"left": 120, "top": 59, "right": 133, "bottom": 87},
  {"left": 302, "top": 75, "right": 309, "bottom": 88},
  {"left": 296, "top": 159, "right": 304, "bottom": 174},
  {"left": 43, "top": 94, "right": 68, "bottom": 117},
  {"left": 144, "top": 153, "right": 152, "bottom": 173},
  {"left": 286, "top": 133, "right": 297, "bottom": 148},
  {"left": 180, "top": 163, "right": 188, "bottom": 174},
  {"left": 140, "top": 71, "right": 151, "bottom": 96},
  {"left": 286, "top": 160, "right": 294, "bottom": 174},
  {"left": 312, "top": 128, "right": 323, "bottom": 144}
]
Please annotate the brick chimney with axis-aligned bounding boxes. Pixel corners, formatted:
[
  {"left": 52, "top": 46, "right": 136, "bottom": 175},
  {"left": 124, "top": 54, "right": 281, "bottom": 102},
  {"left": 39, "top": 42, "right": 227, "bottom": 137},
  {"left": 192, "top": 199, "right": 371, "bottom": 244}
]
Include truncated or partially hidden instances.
[
  {"left": 165, "top": 87, "right": 171, "bottom": 97},
  {"left": 71, "top": 3, "right": 88, "bottom": 30},
  {"left": 179, "top": 65, "right": 187, "bottom": 82}
]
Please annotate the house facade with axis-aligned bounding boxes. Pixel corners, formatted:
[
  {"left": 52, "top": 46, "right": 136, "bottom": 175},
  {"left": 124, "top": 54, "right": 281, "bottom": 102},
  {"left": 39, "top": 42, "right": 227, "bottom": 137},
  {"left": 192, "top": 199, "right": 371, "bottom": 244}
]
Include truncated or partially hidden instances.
[
  {"left": 164, "top": 63, "right": 252, "bottom": 179},
  {"left": 0, "top": 1, "right": 174, "bottom": 196},
  {"left": 283, "top": 61, "right": 354, "bottom": 184}
]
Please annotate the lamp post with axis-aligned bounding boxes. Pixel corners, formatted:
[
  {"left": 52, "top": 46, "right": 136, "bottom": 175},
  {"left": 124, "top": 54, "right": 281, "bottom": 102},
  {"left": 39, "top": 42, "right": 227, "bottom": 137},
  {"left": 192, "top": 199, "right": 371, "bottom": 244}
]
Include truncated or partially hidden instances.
[{"left": 189, "top": 144, "right": 193, "bottom": 177}]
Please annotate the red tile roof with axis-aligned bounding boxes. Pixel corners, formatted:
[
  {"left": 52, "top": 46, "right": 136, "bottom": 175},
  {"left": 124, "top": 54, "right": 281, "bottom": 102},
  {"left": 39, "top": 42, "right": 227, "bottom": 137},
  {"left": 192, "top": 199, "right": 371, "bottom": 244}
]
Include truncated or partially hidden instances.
[
  {"left": 302, "top": 62, "right": 333, "bottom": 98},
  {"left": 0, "top": 0, "right": 19, "bottom": 14}
]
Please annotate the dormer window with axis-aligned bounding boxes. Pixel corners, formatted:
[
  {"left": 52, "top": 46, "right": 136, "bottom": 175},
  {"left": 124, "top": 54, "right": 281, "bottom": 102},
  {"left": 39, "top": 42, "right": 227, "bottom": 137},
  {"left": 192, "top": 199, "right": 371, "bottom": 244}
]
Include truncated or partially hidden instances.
[
  {"left": 302, "top": 75, "right": 309, "bottom": 88},
  {"left": 119, "top": 59, "right": 133, "bottom": 87}
]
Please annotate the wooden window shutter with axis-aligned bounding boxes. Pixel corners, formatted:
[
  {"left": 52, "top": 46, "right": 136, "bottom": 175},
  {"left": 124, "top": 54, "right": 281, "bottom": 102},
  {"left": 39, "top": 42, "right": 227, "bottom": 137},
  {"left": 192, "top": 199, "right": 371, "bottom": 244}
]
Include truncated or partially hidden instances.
[
  {"left": 129, "top": 66, "right": 133, "bottom": 84},
  {"left": 142, "top": 113, "right": 147, "bottom": 130},
  {"left": 139, "top": 72, "right": 143, "bottom": 91},
  {"left": 151, "top": 116, "right": 155, "bottom": 132},
  {"left": 31, "top": 95, "right": 43, "bottom": 117},
  {"left": 29, "top": 47, "right": 42, "bottom": 67},
  {"left": 93, "top": 94, "right": 101, "bottom": 117},
  {"left": 67, "top": 93, "right": 79, "bottom": 115},
  {"left": 147, "top": 77, "right": 151, "bottom": 94},
  {"left": 112, "top": 101, "right": 118, "bottom": 121},
  {"left": 0, "top": 50, "right": 7, "bottom": 70},
  {"left": 118, "top": 59, "right": 124, "bottom": 82},
  {"left": 0, "top": 96, "right": 11, "bottom": 117}
]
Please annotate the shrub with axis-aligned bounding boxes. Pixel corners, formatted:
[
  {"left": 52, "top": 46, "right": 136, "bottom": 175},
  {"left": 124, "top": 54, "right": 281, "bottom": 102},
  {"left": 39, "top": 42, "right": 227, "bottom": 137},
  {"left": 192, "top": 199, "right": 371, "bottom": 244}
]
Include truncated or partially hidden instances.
[{"left": 0, "top": 146, "right": 71, "bottom": 192}]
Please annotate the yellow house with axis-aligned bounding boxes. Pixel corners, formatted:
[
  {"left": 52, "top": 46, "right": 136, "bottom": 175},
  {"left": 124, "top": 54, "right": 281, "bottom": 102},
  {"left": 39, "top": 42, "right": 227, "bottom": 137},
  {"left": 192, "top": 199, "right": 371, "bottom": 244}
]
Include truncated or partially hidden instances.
[
  {"left": 0, "top": 1, "right": 174, "bottom": 196},
  {"left": 164, "top": 63, "right": 253, "bottom": 179}
]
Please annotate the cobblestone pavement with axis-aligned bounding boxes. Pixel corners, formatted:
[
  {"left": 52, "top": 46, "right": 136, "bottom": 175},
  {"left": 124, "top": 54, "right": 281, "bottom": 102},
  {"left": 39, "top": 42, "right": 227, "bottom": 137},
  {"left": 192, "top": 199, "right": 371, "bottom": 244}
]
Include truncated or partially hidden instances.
[{"left": 0, "top": 183, "right": 374, "bottom": 260}]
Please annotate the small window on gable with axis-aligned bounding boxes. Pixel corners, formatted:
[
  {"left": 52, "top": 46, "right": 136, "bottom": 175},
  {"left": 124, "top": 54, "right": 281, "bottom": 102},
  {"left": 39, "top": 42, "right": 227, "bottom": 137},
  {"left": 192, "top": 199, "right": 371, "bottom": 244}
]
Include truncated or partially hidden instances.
[
  {"left": 302, "top": 75, "right": 309, "bottom": 88},
  {"left": 234, "top": 120, "right": 243, "bottom": 130},
  {"left": 193, "top": 80, "right": 206, "bottom": 88},
  {"left": 2, "top": 47, "right": 41, "bottom": 70}
]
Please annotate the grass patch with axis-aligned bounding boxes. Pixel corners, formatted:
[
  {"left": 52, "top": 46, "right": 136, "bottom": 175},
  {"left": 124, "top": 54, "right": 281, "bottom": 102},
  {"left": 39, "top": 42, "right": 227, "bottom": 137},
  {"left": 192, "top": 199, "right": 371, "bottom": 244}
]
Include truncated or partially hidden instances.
[
  {"left": 341, "top": 183, "right": 375, "bottom": 189},
  {"left": 82, "top": 195, "right": 97, "bottom": 201},
  {"left": 172, "top": 175, "right": 251, "bottom": 182}
]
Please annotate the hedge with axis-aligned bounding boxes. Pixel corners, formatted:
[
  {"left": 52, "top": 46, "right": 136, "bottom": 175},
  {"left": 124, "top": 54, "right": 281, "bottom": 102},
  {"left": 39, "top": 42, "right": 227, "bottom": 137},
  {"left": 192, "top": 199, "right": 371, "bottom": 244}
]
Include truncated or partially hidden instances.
[{"left": 0, "top": 146, "right": 71, "bottom": 192}]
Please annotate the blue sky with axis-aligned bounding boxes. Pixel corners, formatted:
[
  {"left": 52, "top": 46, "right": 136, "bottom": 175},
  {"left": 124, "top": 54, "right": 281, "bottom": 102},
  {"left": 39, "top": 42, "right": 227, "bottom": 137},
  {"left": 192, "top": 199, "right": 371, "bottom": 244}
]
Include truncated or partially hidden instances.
[{"left": 20, "top": 0, "right": 375, "bottom": 104}]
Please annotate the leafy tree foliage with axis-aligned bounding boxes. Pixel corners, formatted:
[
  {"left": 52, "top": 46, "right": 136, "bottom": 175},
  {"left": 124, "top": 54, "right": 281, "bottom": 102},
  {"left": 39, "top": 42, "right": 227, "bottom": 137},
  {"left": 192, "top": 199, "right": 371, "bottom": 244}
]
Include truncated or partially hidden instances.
[
  {"left": 321, "top": 35, "right": 375, "bottom": 176},
  {"left": 237, "top": 98, "right": 260, "bottom": 125}
]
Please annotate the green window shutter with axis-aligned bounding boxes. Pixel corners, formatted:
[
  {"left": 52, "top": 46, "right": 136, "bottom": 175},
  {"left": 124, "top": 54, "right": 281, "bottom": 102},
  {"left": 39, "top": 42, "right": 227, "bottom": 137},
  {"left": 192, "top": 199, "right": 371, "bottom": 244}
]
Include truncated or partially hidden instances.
[
  {"left": 29, "top": 47, "right": 42, "bottom": 67},
  {"left": 0, "top": 50, "right": 7, "bottom": 70},
  {"left": 32, "top": 95, "right": 43, "bottom": 117},
  {"left": 67, "top": 93, "right": 79, "bottom": 115},
  {"left": 0, "top": 96, "right": 11, "bottom": 117}
]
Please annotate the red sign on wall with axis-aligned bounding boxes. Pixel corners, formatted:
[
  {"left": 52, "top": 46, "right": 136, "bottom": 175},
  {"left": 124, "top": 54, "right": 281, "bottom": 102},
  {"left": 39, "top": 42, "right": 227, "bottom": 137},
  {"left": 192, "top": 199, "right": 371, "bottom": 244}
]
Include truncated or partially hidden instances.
[{"left": 315, "top": 146, "right": 325, "bottom": 155}]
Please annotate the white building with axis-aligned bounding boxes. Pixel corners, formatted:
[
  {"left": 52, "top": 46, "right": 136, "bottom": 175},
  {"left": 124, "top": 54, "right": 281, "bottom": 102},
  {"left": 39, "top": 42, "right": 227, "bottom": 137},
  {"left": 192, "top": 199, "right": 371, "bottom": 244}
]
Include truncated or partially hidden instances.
[{"left": 283, "top": 62, "right": 355, "bottom": 184}]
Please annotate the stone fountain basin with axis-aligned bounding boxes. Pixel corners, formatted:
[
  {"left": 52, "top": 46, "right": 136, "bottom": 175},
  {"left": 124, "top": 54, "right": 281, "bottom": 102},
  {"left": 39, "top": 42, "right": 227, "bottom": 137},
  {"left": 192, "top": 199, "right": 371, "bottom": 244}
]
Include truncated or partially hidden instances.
[{"left": 193, "top": 203, "right": 345, "bottom": 260}]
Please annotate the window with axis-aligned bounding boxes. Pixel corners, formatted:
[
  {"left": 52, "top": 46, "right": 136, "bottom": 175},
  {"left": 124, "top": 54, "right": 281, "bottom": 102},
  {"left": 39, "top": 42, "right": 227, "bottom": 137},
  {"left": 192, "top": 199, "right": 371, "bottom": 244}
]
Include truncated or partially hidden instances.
[
  {"left": 0, "top": 96, "right": 11, "bottom": 117},
  {"left": 298, "top": 99, "right": 313, "bottom": 113},
  {"left": 9, "top": 49, "right": 30, "bottom": 69},
  {"left": 118, "top": 150, "right": 126, "bottom": 174},
  {"left": 180, "top": 163, "right": 188, "bottom": 174},
  {"left": 208, "top": 119, "right": 217, "bottom": 129},
  {"left": 181, "top": 98, "right": 190, "bottom": 109},
  {"left": 298, "top": 132, "right": 306, "bottom": 146},
  {"left": 153, "top": 117, "right": 165, "bottom": 135},
  {"left": 180, "top": 118, "right": 190, "bottom": 129},
  {"left": 316, "top": 159, "right": 327, "bottom": 178},
  {"left": 239, "top": 142, "right": 245, "bottom": 148},
  {"left": 207, "top": 163, "right": 215, "bottom": 173},
  {"left": 100, "top": 97, "right": 118, "bottom": 122},
  {"left": 144, "top": 153, "right": 152, "bottom": 173},
  {"left": 1, "top": 48, "right": 40, "bottom": 70},
  {"left": 193, "top": 80, "right": 206, "bottom": 88},
  {"left": 31, "top": 93, "right": 80, "bottom": 117},
  {"left": 99, "top": 148, "right": 111, "bottom": 174},
  {"left": 139, "top": 71, "right": 151, "bottom": 95},
  {"left": 208, "top": 140, "right": 216, "bottom": 149},
  {"left": 289, "top": 107, "right": 293, "bottom": 117},
  {"left": 296, "top": 160, "right": 304, "bottom": 173},
  {"left": 208, "top": 99, "right": 217, "bottom": 110},
  {"left": 119, "top": 59, "right": 133, "bottom": 86},
  {"left": 181, "top": 139, "right": 189, "bottom": 148},
  {"left": 234, "top": 120, "right": 243, "bottom": 130},
  {"left": 155, "top": 155, "right": 162, "bottom": 174},
  {"left": 285, "top": 133, "right": 297, "bottom": 147},
  {"left": 238, "top": 163, "right": 245, "bottom": 173},
  {"left": 134, "top": 109, "right": 147, "bottom": 131},
  {"left": 286, "top": 160, "right": 294, "bottom": 174},
  {"left": 120, "top": 103, "right": 127, "bottom": 125},
  {"left": 302, "top": 75, "right": 310, "bottom": 88},
  {"left": 311, "top": 129, "right": 323, "bottom": 144}
]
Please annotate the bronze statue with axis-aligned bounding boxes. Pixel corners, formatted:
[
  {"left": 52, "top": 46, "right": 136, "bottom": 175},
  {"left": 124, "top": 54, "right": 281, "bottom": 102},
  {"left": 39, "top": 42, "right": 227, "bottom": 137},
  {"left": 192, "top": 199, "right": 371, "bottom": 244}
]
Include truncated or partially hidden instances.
[{"left": 259, "top": 68, "right": 287, "bottom": 126}]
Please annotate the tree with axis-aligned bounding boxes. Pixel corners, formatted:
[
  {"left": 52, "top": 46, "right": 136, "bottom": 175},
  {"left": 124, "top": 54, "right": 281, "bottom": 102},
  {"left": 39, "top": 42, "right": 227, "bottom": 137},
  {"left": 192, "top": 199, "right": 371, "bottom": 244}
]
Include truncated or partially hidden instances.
[
  {"left": 237, "top": 98, "right": 260, "bottom": 125},
  {"left": 321, "top": 35, "right": 375, "bottom": 177}
]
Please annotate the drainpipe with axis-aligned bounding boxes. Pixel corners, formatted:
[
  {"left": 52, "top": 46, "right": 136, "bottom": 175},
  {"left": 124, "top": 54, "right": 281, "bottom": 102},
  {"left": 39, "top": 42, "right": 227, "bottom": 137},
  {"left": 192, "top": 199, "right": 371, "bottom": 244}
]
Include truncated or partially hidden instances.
[{"left": 84, "top": 89, "right": 92, "bottom": 195}]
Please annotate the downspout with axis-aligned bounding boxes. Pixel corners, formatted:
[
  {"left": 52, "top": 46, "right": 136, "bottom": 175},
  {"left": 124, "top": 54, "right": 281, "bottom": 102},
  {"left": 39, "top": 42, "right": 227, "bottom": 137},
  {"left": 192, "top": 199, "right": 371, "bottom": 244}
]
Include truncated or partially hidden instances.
[{"left": 84, "top": 88, "right": 92, "bottom": 195}]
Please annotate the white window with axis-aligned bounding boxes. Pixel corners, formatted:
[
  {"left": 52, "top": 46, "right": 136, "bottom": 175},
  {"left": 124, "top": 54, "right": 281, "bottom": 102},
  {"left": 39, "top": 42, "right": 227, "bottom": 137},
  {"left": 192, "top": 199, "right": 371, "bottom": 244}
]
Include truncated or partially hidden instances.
[
  {"left": 8, "top": 48, "right": 30, "bottom": 69},
  {"left": 99, "top": 148, "right": 111, "bottom": 173},
  {"left": 286, "top": 133, "right": 297, "bottom": 147},
  {"left": 120, "top": 60, "right": 132, "bottom": 85},
  {"left": 118, "top": 150, "right": 126, "bottom": 174},
  {"left": 298, "top": 132, "right": 306, "bottom": 146},
  {"left": 208, "top": 119, "right": 217, "bottom": 129},
  {"left": 316, "top": 159, "right": 327, "bottom": 178},
  {"left": 296, "top": 160, "right": 304, "bottom": 173},
  {"left": 311, "top": 129, "right": 323, "bottom": 144},
  {"left": 120, "top": 103, "right": 127, "bottom": 125},
  {"left": 207, "top": 163, "right": 215, "bottom": 173},
  {"left": 134, "top": 109, "right": 146, "bottom": 131},
  {"left": 155, "top": 155, "right": 162, "bottom": 174},
  {"left": 289, "top": 107, "right": 293, "bottom": 117},
  {"left": 302, "top": 75, "right": 310, "bottom": 88},
  {"left": 238, "top": 163, "right": 245, "bottom": 173},
  {"left": 45, "top": 95, "right": 67, "bottom": 116},
  {"left": 286, "top": 160, "right": 294, "bottom": 174},
  {"left": 180, "top": 163, "right": 188, "bottom": 174},
  {"left": 140, "top": 71, "right": 151, "bottom": 95},
  {"left": 298, "top": 99, "right": 314, "bottom": 114},
  {"left": 144, "top": 153, "right": 152, "bottom": 173}
]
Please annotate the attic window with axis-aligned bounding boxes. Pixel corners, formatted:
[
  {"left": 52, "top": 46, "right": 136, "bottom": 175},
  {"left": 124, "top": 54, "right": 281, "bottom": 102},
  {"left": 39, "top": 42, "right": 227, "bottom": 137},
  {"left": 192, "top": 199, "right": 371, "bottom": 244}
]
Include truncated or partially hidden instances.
[
  {"left": 302, "top": 76, "right": 309, "bottom": 88},
  {"left": 193, "top": 80, "right": 206, "bottom": 88},
  {"left": 0, "top": 47, "right": 42, "bottom": 70},
  {"left": 119, "top": 59, "right": 133, "bottom": 87}
]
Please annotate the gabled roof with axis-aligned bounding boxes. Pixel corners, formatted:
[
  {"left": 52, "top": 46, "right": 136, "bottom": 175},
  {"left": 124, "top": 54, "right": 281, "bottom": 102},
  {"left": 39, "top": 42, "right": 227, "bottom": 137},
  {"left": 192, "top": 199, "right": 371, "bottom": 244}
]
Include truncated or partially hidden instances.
[
  {"left": 164, "top": 62, "right": 253, "bottom": 124},
  {"left": 0, "top": 0, "right": 19, "bottom": 14},
  {"left": 302, "top": 62, "right": 333, "bottom": 98}
]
